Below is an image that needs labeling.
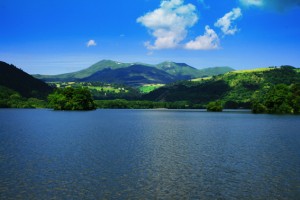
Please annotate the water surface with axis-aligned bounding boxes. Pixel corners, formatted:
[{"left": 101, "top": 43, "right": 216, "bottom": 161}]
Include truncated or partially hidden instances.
[{"left": 0, "top": 109, "right": 299, "bottom": 199}]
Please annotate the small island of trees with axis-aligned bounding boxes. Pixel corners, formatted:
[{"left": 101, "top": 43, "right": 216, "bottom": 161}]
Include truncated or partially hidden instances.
[{"left": 48, "top": 87, "right": 96, "bottom": 110}]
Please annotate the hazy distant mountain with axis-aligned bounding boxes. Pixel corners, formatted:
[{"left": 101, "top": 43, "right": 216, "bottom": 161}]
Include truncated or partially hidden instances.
[
  {"left": 156, "top": 61, "right": 234, "bottom": 79},
  {"left": 33, "top": 59, "right": 235, "bottom": 85},
  {"left": 0, "top": 61, "right": 52, "bottom": 98},
  {"left": 33, "top": 60, "right": 135, "bottom": 81}
]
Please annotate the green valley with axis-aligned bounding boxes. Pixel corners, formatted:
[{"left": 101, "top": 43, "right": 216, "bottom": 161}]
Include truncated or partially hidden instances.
[{"left": 1, "top": 60, "right": 300, "bottom": 113}]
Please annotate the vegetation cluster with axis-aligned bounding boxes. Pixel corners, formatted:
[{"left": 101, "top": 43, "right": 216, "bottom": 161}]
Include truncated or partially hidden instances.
[
  {"left": 206, "top": 101, "right": 223, "bottom": 112},
  {"left": 0, "top": 86, "right": 47, "bottom": 108},
  {"left": 143, "top": 66, "right": 300, "bottom": 114},
  {"left": 95, "top": 99, "right": 202, "bottom": 109},
  {"left": 48, "top": 87, "right": 96, "bottom": 110},
  {"left": 252, "top": 83, "right": 300, "bottom": 114}
]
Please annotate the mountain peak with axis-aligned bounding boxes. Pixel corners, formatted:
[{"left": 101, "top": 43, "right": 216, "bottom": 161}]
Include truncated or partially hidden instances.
[
  {"left": 155, "top": 61, "right": 200, "bottom": 79},
  {"left": 94, "top": 59, "right": 124, "bottom": 65},
  {"left": 157, "top": 61, "right": 193, "bottom": 68}
]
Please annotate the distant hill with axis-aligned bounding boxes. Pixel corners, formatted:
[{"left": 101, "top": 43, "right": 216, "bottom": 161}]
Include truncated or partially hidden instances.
[
  {"left": 82, "top": 64, "right": 175, "bottom": 86},
  {"left": 155, "top": 61, "right": 202, "bottom": 79},
  {"left": 0, "top": 61, "right": 52, "bottom": 98},
  {"left": 34, "top": 60, "right": 135, "bottom": 81},
  {"left": 143, "top": 66, "right": 300, "bottom": 108},
  {"left": 197, "top": 66, "right": 235, "bottom": 77},
  {"left": 155, "top": 61, "right": 234, "bottom": 79},
  {"left": 33, "top": 60, "right": 235, "bottom": 85}
]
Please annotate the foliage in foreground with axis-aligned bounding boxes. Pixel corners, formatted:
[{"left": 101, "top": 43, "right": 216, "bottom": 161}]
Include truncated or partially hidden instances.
[
  {"left": 95, "top": 99, "right": 204, "bottom": 109},
  {"left": 143, "top": 66, "right": 300, "bottom": 114},
  {"left": 0, "top": 86, "right": 47, "bottom": 108},
  {"left": 48, "top": 87, "right": 96, "bottom": 110},
  {"left": 206, "top": 101, "right": 223, "bottom": 112},
  {"left": 252, "top": 83, "right": 300, "bottom": 114}
]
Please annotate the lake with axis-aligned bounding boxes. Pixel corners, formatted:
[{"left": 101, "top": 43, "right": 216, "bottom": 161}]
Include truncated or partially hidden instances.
[{"left": 0, "top": 109, "right": 300, "bottom": 199}]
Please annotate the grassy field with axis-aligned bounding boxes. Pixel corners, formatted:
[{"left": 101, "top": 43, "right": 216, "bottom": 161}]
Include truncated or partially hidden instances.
[
  {"left": 191, "top": 77, "right": 213, "bottom": 82},
  {"left": 230, "top": 68, "right": 274, "bottom": 74},
  {"left": 49, "top": 82, "right": 128, "bottom": 94},
  {"left": 87, "top": 86, "right": 127, "bottom": 93},
  {"left": 139, "top": 84, "right": 165, "bottom": 93}
]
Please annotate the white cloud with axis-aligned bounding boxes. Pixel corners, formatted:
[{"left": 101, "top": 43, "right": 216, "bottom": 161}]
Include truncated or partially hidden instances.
[
  {"left": 185, "top": 26, "right": 220, "bottom": 50},
  {"left": 240, "top": 0, "right": 300, "bottom": 10},
  {"left": 87, "top": 40, "right": 97, "bottom": 47},
  {"left": 240, "top": 0, "right": 263, "bottom": 7},
  {"left": 137, "top": 0, "right": 198, "bottom": 49},
  {"left": 214, "top": 8, "right": 242, "bottom": 35},
  {"left": 198, "top": 0, "right": 210, "bottom": 9}
]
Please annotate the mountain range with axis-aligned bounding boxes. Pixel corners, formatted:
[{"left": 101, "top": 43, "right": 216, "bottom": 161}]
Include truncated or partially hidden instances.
[
  {"left": 1, "top": 60, "right": 299, "bottom": 112},
  {"left": 33, "top": 60, "right": 234, "bottom": 86}
]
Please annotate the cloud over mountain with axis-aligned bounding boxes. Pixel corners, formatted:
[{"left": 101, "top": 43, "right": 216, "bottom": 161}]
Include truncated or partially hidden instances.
[
  {"left": 137, "top": 0, "right": 198, "bottom": 49},
  {"left": 185, "top": 26, "right": 220, "bottom": 50}
]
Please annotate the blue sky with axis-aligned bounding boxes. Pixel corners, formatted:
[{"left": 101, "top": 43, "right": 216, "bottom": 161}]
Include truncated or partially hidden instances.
[{"left": 1, "top": 0, "right": 300, "bottom": 74}]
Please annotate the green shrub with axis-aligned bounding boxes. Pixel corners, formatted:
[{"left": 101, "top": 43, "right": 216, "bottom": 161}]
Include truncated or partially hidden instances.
[{"left": 207, "top": 101, "right": 223, "bottom": 112}]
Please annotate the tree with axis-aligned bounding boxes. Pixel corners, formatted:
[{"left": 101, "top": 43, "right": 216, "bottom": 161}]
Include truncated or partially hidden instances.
[
  {"left": 251, "top": 84, "right": 300, "bottom": 114},
  {"left": 48, "top": 87, "right": 96, "bottom": 110},
  {"left": 290, "top": 83, "right": 300, "bottom": 114},
  {"left": 264, "top": 84, "right": 293, "bottom": 114},
  {"left": 207, "top": 101, "right": 223, "bottom": 112}
]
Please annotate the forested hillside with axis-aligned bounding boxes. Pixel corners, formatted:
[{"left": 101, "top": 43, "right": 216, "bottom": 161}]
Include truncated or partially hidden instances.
[
  {"left": 143, "top": 66, "right": 300, "bottom": 113},
  {"left": 0, "top": 61, "right": 52, "bottom": 98},
  {"left": 0, "top": 61, "right": 53, "bottom": 108}
]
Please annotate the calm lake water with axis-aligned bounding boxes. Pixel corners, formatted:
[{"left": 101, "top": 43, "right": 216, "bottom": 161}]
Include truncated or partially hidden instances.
[{"left": 0, "top": 109, "right": 300, "bottom": 199}]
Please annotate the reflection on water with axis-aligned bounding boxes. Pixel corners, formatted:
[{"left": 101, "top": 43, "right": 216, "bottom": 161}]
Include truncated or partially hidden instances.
[{"left": 0, "top": 109, "right": 300, "bottom": 199}]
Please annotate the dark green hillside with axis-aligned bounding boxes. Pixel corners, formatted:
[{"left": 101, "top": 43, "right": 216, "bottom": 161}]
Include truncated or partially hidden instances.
[
  {"left": 81, "top": 65, "right": 175, "bottom": 86},
  {"left": 143, "top": 80, "right": 230, "bottom": 103},
  {"left": 252, "top": 83, "right": 300, "bottom": 114},
  {"left": 143, "top": 66, "right": 300, "bottom": 109},
  {"left": 0, "top": 61, "right": 52, "bottom": 98}
]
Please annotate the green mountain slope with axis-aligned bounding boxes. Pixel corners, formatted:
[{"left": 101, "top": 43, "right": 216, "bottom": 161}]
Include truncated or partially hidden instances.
[
  {"left": 155, "top": 61, "right": 202, "bottom": 79},
  {"left": 198, "top": 66, "right": 235, "bottom": 77},
  {"left": 33, "top": 60, "right": 235, "bottom": 84},
  {"left": 82, "top": 64, "right": 175, "bottom": 86},
  {"left": 143, "top": 66, "right": 300, "bottom": 108},
  {"left": 0, "top": 61, "right": 53, "bottom": 98}
]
